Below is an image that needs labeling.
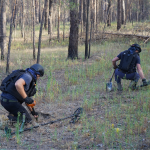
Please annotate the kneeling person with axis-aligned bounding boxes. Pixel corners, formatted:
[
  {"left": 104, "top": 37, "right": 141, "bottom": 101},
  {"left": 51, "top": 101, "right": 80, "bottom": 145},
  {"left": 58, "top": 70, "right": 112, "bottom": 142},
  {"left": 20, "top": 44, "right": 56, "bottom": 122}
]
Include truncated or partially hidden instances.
[
  {"left": 112, "top": 44, "right": 148, "bottom": 91},
  {"left": 0, "top": 64, "right": 44, "bottom": 125}
]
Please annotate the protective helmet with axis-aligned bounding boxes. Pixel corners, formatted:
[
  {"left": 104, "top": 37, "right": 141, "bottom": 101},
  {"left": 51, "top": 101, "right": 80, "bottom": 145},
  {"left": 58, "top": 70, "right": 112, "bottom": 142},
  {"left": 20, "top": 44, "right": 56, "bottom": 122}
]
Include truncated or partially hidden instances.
[
  {"left": 131, "top": 44, "right": 141, "bottom": 53},
  {"left": 30, "top": 64, "right": 44, "bottom": 77}
]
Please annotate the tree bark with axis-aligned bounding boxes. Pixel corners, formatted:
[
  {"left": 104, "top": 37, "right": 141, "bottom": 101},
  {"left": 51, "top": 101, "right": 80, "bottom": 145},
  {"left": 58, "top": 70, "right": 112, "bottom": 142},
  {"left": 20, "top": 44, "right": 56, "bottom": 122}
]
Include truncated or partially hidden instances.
[
  {"left": 117, "top": 0, "right": 121, "bottom": 30},
  {"left": 32, "top": 0, "right": 36, "bottom": 60},
  {"left": 48, "top": 0, "right": 53, "bottom": 36},
  {"left": 21, "top": 0, "right": 24, "bottom": 38},
  {"left": 107, "top": 0, "right": 112, "bottom": 26},
  {"left": 37, "top": 0, "right": 48, "bottom": 63},
  {"left": 121, "top": 0, "right": 125, "bottom": 25},
  {"left": 0, "top": 0, "right": 6, "bottom": 60},
  {"left": 39, "top": 0, "right": 41, "bottom": 23},
  {"left": 63, "top": 7, "right": 66, "bottom": 41},
  {"left": 68, "top": 0, "right": 79, "bottom": 59},
  {"left": 35, "top": 0, "right": 38, "bottom": 23},
  {"left": 6, "top": 0, "right": 17, "bottom": 73},
  {"left": 57, "top": 0, "right": 60, "bottom": 41},
  {"left": 85, "top": 0, "right": 89, "bottom": 59},
  {"left": 44, "top": 0, "right": 48, "bottom": 29}
]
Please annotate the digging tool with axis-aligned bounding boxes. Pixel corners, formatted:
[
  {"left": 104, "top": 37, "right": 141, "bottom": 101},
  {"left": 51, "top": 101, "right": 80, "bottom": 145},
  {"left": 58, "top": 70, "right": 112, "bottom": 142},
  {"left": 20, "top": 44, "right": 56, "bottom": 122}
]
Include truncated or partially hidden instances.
[
  {"left": 106, "top": 70, "right": 115, "bottom": 92},
  {"left": 8, "top": 107, "right": 83, "bottom": 135}
]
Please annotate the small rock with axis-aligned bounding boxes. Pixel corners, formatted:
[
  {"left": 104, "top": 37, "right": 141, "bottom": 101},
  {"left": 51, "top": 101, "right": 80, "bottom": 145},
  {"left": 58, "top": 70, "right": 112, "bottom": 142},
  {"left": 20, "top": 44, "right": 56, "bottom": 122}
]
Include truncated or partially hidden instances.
[{"left": 97, "top": 144, "right": 103, "bottom": 147}]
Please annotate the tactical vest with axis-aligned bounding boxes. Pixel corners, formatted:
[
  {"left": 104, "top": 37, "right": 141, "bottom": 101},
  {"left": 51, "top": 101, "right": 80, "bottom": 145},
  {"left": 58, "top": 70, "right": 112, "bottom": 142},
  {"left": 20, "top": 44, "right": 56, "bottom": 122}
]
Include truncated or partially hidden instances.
[
  {"left": 118, "top": 50, "right": 138, "bottom": 73},
  {"left": 0, "top": 70, "right": 36, "bottom": 103}
]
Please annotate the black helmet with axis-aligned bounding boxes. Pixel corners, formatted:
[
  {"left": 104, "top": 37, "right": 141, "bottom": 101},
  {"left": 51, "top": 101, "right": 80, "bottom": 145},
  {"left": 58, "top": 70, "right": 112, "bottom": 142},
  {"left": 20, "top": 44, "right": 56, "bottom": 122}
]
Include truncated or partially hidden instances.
[
  {"left": 30, "top": 64, "right": 44, "bottom": 77},
  {"left": 131, "top": 44, "right": 141, "bottom": 53}
]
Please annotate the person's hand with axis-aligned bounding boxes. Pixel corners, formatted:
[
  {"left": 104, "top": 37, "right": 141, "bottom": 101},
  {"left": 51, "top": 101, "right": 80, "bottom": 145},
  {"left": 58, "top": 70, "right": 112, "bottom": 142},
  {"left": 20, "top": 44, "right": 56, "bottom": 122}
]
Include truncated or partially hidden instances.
[
  {"left": 142, "top": 78, "right": 148, "bottom": 86},
  {"left": 24, "top": 97, "right": 34, "bottom": 104},
  {"left": 31, "top": 108, "right": 38, "bottom": 118}
]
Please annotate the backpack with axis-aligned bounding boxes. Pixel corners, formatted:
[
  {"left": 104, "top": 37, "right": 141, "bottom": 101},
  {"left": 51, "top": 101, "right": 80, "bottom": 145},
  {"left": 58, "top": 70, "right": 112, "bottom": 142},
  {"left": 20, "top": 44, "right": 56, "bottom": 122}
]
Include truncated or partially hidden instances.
[
  {"left": 0, "top": 70, "right": 26, "bottom": 92},
  {"left": 0, "top": 70, "right": 36, "bottom": 102},
  {"left": 118, "top": 50, "right": 138, "bottom": 73}
]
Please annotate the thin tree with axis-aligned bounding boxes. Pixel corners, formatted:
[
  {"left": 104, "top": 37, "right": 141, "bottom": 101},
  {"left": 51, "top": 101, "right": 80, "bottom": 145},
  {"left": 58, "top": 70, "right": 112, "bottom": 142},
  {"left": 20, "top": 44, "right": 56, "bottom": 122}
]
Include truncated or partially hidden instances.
[
  {"left": 107, "top": 0, "right": 112, "bottom": 26},
  {"left": 68, "top": 0, "right": 79, "bottom": 59},
  {"left": 21, "top": 0, "right": 24, "bottom": 38},
  {"left": 32, "top": 0, "right": 36, "bottom": 59},
  {"left": 121, "top": 0, "right": 125, "bottom": 25},
  {"left": 39, "top": 0, "right": 41, "bottom": 23},
  {"left": 85, "top": 0, "right": 90, "bottom": 59},
  {"left": 117, "top": 0, "right": 121, "bottom": 30},
  {"left": 48, "top": 0, "right": 53, "bottom": 35},
  {"left": 0, "top": 0, "right": 6, "bottom": 60},
  {"left": 57, "top": 0, "right": 60, "bottom": 42},
  {"left": 44, "top": 0, "right": 48, "bottom": 29},
  {"left": 37, "top": 0, "right": 48, "bottom": 64},
  {"left": 63, "top": 6, "right": 66, "bottom": 41},
  {"left": 6, "top": 0, "right": 17, "bottom": 73}
]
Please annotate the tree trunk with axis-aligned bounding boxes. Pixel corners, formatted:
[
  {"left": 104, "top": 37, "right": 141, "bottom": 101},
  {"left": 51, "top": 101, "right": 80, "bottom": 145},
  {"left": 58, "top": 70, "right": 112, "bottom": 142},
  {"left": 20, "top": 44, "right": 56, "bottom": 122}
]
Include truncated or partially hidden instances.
[
  {"left": 107, "top": 0, "right": 112, "bottom": 26},
  {"left": 21, "top": 0, "right": 24, "bottom": 38},
  {"left": 39, "top": 0, "right": 41, "bottom": 23},
  {"left": 0, "top": 0, "right": 6, "bottom": 60},
  {"left": 63, "top": 7, "right": 66, "bottom": 41},
  {"left": 48, "top": 0, "right": 53, "bottom": 36},
  {"left": 37, "top": 0, "right": 48, "bottom": 63},
  {"left": 6, "top": 0, "right": 17, "bottom": 73},
  {"left": 117, "top": 0, "right": 121, "bottom": 30},
  {"left": 44, "top": 0, "right": 48, "bottom": 29},
  {"left": 35, "top": 0, "right": 38, "bottom": 23},
  {"left": 57, "top": 0, "right": 60, "bottom": 41},
  {"left": 80, "top": 0, "right": 83, "bottom": 36},
  {"left": 68, "top": 0, "right": 79, "bottom": 59},
  {"left": 32, "top": 0, "right": 36, "bottom": 60},
  {"left": 85, "top": 0, "right": 89, "bottom": 59},
  {"left": 121, "top": 0, "right": 125, "bottom": 25}
]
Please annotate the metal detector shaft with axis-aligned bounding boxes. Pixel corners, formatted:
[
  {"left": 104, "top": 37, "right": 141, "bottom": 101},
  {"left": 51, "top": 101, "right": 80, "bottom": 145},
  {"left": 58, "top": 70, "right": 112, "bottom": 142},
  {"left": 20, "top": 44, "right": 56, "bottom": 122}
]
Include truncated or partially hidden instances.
[{"left": 11, "top": 107, "right": 83, "bottom": 135}]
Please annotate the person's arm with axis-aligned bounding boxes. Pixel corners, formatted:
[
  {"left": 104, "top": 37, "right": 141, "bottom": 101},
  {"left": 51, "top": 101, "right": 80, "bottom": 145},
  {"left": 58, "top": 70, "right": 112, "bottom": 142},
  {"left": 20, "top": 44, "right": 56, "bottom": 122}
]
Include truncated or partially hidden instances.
[
  {"left": 112, "top": 57, "right": 119, "bottom": 69},
  {"left": 136, "top": 64, "right": 145, "bottom": 79},
  {"left": 15, "top": 78, "right": 38, "bottom": 118},
  {"left": 15, "top": 78, "right": 27, "bottom": 99}
]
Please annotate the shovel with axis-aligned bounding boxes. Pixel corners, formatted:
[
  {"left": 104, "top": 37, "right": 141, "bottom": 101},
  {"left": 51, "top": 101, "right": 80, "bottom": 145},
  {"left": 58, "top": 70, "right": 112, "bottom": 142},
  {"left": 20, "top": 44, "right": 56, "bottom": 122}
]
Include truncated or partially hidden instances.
[{"left": 106, "top": 70, "right": 115, "bottom": 92}]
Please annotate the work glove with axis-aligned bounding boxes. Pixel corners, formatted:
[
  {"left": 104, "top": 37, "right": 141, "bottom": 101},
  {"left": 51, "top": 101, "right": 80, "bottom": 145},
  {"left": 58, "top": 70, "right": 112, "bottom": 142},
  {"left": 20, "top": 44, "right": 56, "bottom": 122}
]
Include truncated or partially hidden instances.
[
  {"left": 142, "top": 78, "right": 148, "bottom": 86},
  {"left": 24, "top": 97, "right": 34, "bottom": 104},
  {"left": 31, "top": 108, "right": 38, "bottom": 116},
  {"left": 29, "top": 88, "right": 37, "bottom": 97}
]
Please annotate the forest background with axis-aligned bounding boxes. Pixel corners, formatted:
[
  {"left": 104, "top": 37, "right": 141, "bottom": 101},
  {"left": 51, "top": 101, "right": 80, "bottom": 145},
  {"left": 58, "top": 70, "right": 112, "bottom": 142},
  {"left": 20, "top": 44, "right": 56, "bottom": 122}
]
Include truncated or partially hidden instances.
[{"left": 0, "top": 0, "right": 150, "bottom": 149}]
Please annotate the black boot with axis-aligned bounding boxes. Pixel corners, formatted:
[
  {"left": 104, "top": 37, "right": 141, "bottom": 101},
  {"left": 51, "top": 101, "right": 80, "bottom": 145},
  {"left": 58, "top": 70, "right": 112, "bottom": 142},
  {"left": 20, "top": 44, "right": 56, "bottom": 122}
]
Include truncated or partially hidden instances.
[{"left": 117, "top": 83, "right": 123, "bottom": 91}]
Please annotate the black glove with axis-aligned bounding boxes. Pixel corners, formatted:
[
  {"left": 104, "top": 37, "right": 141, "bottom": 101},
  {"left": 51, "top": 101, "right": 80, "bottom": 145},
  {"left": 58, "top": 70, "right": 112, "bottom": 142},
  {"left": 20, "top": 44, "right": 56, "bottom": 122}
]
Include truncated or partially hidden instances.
[
  {"left": 29, "top": 88, "right": 37, "bottom": 97},
  {"left": 24, "top": 97, "right": 34, "bottom": 104},
  {"left": 31, "top": 108, "right": 38, "bottom": 116},
  {"left": 142, "top": 78, "right": 148, "bottom": 86}
]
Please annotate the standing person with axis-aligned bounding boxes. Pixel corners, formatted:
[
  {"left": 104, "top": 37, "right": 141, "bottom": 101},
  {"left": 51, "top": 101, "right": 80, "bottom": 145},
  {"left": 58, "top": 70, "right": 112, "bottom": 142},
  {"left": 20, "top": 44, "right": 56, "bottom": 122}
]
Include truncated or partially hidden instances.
[
  {"left": 112, "top": 44, "right": 148, "bottom": 91},
  {"left": 0, "top": 64, "right": 44, "bottom": 125}
]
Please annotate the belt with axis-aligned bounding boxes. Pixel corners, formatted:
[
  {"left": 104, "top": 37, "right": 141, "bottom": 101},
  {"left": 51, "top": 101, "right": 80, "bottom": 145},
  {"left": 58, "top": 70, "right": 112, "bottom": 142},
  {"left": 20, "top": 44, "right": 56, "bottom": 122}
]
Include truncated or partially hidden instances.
[
  {"left": 1, "top": 98, "right": 18, "bottom": 102},
  {"left": 118, "top": 69, "right": 135, "bottom": 74}
]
